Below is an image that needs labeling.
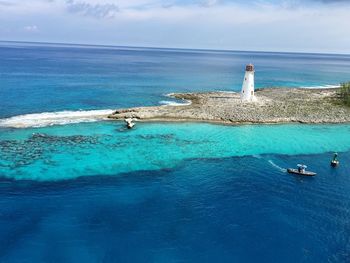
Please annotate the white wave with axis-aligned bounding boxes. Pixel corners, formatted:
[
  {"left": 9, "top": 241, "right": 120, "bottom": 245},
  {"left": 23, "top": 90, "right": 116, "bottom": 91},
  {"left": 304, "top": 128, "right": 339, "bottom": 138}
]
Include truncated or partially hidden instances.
[
  {"left": 0, "top": 109, "right": 114, "bottom": 128},
  {"left": 159, "top": 100, "right": 191, "bottom": 106},
  {"left": 298, "top": 84, "right": 340, "bottom": 89},
  {"left": 268, "top": 160, "right": 287, "bottom": 173}
]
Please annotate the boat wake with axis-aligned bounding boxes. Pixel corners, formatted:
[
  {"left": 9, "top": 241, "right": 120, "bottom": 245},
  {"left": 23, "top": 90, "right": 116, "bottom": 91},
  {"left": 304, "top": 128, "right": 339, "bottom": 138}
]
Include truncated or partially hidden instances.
[
  {"left": 268, "top": 160, "right": 287, "bottom": 173},
  {"left": 0, "top": 109, "right": 115, "bottom": 128}
]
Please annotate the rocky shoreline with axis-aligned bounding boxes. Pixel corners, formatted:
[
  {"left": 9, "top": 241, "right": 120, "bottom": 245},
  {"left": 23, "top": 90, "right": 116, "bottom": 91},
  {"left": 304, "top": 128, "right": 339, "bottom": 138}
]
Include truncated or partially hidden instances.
[{"left": 108, "top": 88, "right": 350, "bottom": 124}]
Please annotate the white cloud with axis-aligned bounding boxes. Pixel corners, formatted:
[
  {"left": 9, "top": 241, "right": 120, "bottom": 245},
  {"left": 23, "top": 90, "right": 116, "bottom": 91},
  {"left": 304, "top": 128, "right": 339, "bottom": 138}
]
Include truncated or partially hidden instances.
[
  {"left": 65, "top": 0, "right": 119, "bottom": 18},
  {"left": 23, "top": 25, "right": 39, "bottom": 32},
  {"left": 0, "top": 0, "right": 350, "bottom": 53}
]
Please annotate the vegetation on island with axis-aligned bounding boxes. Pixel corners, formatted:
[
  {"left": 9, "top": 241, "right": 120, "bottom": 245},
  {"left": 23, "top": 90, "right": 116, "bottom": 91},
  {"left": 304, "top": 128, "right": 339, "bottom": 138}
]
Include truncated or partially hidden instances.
[{"left": 340, "top": 82, "right": 350, "bottom": 106}]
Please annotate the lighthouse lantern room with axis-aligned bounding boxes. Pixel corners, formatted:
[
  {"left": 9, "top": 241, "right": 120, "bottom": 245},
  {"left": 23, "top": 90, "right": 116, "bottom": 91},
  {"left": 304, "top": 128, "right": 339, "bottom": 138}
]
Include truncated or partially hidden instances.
[{"left": 241, "top": 64, "right": 256, "bottom": 102}]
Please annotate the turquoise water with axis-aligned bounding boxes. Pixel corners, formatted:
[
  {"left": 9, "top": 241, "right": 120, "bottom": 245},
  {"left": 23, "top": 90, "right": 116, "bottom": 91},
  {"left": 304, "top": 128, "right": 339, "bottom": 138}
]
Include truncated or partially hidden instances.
[
  {"left": 2, "top": 42, "right": 350, "bottom": 262},
  {"left": 1, "top": 122, "right": 350, "bottom": 181},
  {"left": 1, "top": 123, "right": 350, "bottom": 262}
]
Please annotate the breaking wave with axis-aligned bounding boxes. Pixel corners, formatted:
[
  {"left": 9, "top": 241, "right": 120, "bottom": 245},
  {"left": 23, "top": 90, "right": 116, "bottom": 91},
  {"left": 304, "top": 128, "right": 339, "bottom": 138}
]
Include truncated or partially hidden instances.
[
  {"left": 298, "top": 84, "right": 340, "bottom": 89},
  {"left": 0, "top": 109, "right": 115, "bottom": 128},
  {"left": 159, "top": 100, "right": 191, "bottom": 106}
]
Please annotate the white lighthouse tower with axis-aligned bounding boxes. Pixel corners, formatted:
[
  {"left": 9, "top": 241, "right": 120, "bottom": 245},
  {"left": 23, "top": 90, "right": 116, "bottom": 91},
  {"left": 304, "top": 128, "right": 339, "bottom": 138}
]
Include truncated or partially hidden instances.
[{"left": 241, "top": 64, "right": 256, "bottom": 102}]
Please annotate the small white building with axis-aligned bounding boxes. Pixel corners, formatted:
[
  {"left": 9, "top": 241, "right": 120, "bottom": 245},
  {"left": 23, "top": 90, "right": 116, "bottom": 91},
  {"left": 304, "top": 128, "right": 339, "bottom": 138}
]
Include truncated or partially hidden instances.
[{"left": 241, "top": 64, "right": 256, "bottom": 102}]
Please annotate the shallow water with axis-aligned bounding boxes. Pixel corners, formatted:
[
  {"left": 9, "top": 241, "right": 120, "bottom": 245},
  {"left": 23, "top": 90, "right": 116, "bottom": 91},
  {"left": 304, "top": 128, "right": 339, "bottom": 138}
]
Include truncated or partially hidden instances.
[{"left": 1, "top": 122, "right": 349, "bottom": 181}]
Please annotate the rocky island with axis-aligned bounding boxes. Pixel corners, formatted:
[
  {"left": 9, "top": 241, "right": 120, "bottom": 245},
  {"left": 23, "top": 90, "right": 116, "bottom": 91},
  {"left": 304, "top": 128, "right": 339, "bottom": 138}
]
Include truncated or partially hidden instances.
[{"left": 108, "top": 88, "right": 350, "bottom": 124}]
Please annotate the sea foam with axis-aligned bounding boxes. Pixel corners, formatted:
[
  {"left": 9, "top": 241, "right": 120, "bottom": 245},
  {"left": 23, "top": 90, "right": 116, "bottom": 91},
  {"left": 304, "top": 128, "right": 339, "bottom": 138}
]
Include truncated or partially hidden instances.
[
  {"left": 0, "top": 109, "right": 114, "bottom": 128},
  {"left": 159, "top": 100, "right": 191, "bottom": 106},
  {"left": 298, "top": 84, "right": 340, "bottom": 89}
]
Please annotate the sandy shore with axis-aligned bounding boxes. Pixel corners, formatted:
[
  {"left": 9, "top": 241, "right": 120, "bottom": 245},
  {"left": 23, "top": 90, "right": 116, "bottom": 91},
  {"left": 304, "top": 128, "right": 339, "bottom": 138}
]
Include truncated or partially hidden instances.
[{"left": 108, "top": 88, "right": 350, "bottom": 124}]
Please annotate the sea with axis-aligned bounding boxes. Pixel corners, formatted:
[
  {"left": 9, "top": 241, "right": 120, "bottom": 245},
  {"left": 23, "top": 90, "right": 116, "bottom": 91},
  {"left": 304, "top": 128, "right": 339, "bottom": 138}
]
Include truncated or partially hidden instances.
[{"left": 1, "top": 41, "right": 350, "bottom": 262}]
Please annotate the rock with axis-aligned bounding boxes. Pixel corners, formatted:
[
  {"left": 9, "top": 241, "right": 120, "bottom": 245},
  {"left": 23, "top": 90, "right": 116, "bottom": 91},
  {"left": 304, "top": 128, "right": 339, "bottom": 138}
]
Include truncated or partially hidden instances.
[{"left": 108, "top": 88, "right": 350, "bottom": 124}]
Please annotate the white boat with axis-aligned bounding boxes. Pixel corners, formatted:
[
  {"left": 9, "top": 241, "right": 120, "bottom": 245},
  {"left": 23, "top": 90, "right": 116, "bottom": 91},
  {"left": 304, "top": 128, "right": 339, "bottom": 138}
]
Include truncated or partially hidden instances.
[
  {"left": 124, "top": 118, "right": 135, "bottom": 129},
  {"left": 287, "top": 164, "right": 316, "bottom": 176}
]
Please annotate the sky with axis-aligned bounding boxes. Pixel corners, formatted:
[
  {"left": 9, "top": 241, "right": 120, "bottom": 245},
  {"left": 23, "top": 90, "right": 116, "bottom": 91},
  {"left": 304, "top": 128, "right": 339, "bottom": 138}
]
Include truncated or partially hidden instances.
[{"left": 0, "top": 0, "right": 350, "bottom": 53}]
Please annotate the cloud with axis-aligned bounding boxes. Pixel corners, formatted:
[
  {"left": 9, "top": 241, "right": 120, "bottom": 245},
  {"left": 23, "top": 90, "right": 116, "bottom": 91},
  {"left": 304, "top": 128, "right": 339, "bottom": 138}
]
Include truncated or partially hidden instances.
[
  {"left": 311, "top": 0, "right": 350, "bottom": 2},
  {"left": 1, "top": 0, "right": 350, "bottom": 53},
  {"left": 199, "top": 0, "right": 219, "bottom": 7},
  {"left": 0, "top": 1, "right": 14, "bottom": 6},
  {"left": 65, "top": 0, "right": 119, "bottom": 18},
  {"left": 23, "top": 25, "right": 39, "bottom": 32}
]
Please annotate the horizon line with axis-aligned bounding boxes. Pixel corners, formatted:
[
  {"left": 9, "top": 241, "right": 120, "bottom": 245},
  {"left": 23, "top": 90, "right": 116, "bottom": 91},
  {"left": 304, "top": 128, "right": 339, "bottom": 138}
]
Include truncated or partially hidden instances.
[{"left": 1, "top": 39, "right": 350, "bottom": 56}]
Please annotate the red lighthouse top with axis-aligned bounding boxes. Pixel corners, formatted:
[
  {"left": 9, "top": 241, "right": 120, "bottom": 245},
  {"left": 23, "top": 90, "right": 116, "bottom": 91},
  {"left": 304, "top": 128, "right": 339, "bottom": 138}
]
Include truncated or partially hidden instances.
[{"left": 246, "top": 64, "right": 254, "bottom": 72}]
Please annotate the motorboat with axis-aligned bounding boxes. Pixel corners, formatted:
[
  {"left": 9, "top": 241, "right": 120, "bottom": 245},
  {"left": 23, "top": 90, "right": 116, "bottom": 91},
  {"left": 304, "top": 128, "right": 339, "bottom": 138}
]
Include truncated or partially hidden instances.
[
  {"left": 127, "top": 122, "right": 135, "bottom": 129},
  {"left": 124, "top": 118, "right": 135, "bottom": 129},
  {"left": 330, "top": 153, "right": 339, "bottom": 167},
  {"left": 331, "top": 160, "right": 339, "bottom": 167},
  {"left": 287, "top": 164, "right": 316, "bottom": 176}
]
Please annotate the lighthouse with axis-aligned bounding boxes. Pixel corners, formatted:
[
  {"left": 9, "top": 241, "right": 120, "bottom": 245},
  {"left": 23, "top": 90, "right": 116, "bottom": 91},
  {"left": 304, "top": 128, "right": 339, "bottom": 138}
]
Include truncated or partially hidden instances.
[{"left": 241, "top": 64, "right": 256, "bottom": 102}]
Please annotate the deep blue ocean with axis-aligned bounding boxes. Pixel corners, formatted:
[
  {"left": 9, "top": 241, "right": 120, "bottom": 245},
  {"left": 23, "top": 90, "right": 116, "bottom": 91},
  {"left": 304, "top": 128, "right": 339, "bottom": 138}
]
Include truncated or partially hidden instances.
[{"left": 1, "top": 41, "right": 350, "bottom": 262}]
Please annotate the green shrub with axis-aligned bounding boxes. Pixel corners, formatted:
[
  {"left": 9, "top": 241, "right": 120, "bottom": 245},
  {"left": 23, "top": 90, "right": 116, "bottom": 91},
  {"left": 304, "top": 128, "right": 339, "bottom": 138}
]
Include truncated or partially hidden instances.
[{"left": 340, "top": 82, "right": 350, "bottom": 106}]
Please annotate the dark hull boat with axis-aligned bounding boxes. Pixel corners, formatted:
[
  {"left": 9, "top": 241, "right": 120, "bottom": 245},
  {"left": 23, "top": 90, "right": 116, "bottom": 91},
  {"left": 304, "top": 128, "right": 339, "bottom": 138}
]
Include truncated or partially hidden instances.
[
  {"left": 331, "top": 160, "right": 339, "bottom": 167},
  {"left": 287, "top": 168, "right": 317, "bottom": 176}
]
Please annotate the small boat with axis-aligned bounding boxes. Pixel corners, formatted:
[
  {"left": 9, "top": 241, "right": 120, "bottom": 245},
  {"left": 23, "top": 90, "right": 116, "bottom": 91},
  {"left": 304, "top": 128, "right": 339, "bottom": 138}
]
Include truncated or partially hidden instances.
[
  {"left": 287, "top": 164, "right": 317, "bottom": 176},
  {"left": 124, "top": 118, "right": 135, "bottom": 129},
  {"left": 330, "top": 153, "right": 339, "bottom": 167},
  {"left": 287, "top": 168, "right": 317, "bottom": 176},
  {"left": 127, "top": 122, "right": 135, "bottom": 129},
  {"left": 331, "top": 160, "right": 339, "bottom": 167}
]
